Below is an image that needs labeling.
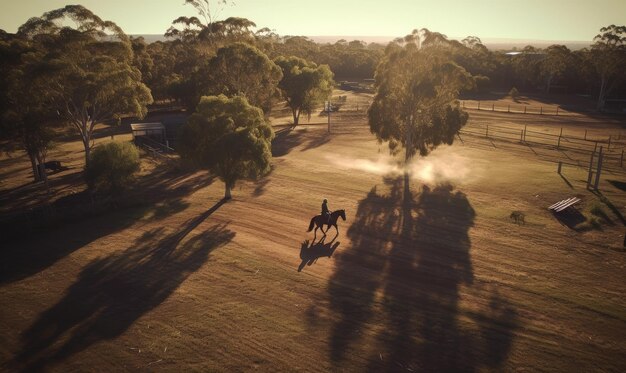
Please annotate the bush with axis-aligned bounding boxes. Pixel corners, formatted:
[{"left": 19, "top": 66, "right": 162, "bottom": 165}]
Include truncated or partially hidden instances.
[
  {"left": 509, "top": 87, "right": 519, "bottom": 99},
  {"left": 589, "top": 201, "right": 605, "bottom": 217},
  {"left": 84, "top": 141, "right": 140, "bottom": 194}
]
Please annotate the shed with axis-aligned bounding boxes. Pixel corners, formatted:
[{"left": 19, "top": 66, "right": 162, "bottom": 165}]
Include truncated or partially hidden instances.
[{"left": 130, "top": 122, "right": 166, "bottom": 143}]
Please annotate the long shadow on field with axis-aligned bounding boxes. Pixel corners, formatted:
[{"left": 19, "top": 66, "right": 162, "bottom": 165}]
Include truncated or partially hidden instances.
[
  {"left": 301, "top": 132, "right": 331, "bottom": 152},
  {"left": 272, "top": 127, "right": 305, "bottom": 157},
  {"left": 0, "top": 209, "right": 140, "bottom": 285},
  {"left": 0, "top": 170, "right": 214, "bottom": 285},
  {"left": 321, "top": 176, "right": 518, "bottom": 371},
  {"left": 607, "top": 179, "right": 626, "bottom": 192},
  {"left": 272, "top": 127, "right": 332, "bottom": 157},
  {"left": 13, "top": 200, "right": 234, "bottom": 372},
  {"left": 298, "top": 237, "right": 341, "bottom": 272}
]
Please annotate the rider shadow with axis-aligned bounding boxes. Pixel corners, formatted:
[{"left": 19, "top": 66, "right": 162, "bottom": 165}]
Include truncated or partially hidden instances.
[{"left": 298, "top": 238, "right": 341, "bottom": 272}]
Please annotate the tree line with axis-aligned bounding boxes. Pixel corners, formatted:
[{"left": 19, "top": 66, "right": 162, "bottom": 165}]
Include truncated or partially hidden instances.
[
  {"left": 0, "top": 0, "right": 624, "bottom": 199},
  {"left": 0, "top": 2, "right": 335, "bottom": 198}
]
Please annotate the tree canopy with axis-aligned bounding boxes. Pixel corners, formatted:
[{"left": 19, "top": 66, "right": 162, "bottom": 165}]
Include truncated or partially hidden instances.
[
  {"left": 274, "top": 56, "right": 334, "bottom": 125},
  {"left": 368, "top": 29, "right": 473, "bottom": 163},
  {"left": 178, "top": 95, "right": 273, "bottom": 199},
  {"left": 166, "top": 0, "right": 255, "bottom": 46},
  {"left": 590, "top": 24, "right": 626, "bottom": 110},
  {"left": 16, "top": 5, "right": 153, "bottom": 167},
  {"left": 3, "top": 56, "right": 56, "bottom": 184},
  {"left": 201, "top": 42, "right": 282, "bottom": 114},
  {"left": 540, "top": 45, "right": 571, "bottom": 93},
  {"left": 0, "top": 31, "right": 48, "bottom": 182},
  {"left": 84, "top": 141, "right": 141, "bottom": 195}
]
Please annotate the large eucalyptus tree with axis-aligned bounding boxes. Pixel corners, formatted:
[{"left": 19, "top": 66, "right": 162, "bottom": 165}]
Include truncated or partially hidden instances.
[
  {"left": 17, "top": 5, "right": 153, "bottom": 167},
  {"left": 178, "top": 95, "right": 273, "bottom": 200},
  {"left": 368, "top": 29, "right": 473, "bottom": 167}
]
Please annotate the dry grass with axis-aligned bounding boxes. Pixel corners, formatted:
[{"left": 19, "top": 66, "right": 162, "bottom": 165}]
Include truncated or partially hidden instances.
[{"left": 1, "top": 101, "right": 625, "bottom": 372}]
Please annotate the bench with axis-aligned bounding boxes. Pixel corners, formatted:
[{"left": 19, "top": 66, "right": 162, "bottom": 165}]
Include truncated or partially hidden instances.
[{"left": 548, "top": 197, "right": 581, "bottom": 212}]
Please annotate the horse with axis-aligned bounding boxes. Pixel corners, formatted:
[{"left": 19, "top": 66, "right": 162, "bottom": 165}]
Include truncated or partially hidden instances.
[{"left": 307, "top": 209, "right": 346, "bottom": 241}]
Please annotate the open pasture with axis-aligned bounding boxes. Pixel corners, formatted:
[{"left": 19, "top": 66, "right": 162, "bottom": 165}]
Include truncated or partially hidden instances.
[{"left": 1, "top": 104, "right": 626, "bottom": 372}]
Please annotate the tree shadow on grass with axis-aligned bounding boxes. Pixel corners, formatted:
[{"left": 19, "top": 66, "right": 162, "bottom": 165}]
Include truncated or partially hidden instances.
[
  {"left": 272, "top": 127, "right": 306, "bottom": 157},
  {"left": 607, "top": 179, "right": 626, "bottom": 192},
  {"left": 320, "top": 176, "right": 519, "bottom": 371},
  {"left": 12, "top": 200, "right": 234, "bottom": 372},
  {"left": 0, "top": 208, "right": 142, "bottom": 285},
  {"left": 0, "top": 170, "right": 216, "bottom": 286},
  {"left": 272, "top": 127, "right": 332, "bottom": 157},
  {"left": 301, "top": 132, "right": 331, "bottom": 152}
]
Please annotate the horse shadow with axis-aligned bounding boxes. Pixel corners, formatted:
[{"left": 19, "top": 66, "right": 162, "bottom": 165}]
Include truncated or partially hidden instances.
[{"left": 298, "top": 238, "right": 341, "bottom": 272}]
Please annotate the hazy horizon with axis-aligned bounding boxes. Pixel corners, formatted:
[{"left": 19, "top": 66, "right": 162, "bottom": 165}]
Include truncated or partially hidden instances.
[
  {"left": 1, "top": 0, "right": 624, "bottom": 43},
  {"left": 129, "top": 33, "right": 591, "bottom": 50}
]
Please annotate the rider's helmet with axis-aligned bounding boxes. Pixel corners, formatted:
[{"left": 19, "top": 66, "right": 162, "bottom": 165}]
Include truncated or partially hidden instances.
[{"left": 323, "top": 198, "right": 328, "bottom": 203}]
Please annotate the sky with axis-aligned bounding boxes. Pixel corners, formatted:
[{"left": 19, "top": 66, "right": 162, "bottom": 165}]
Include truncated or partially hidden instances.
[{"left": 1, "top": 0, "right": 625, "bottom": 42}]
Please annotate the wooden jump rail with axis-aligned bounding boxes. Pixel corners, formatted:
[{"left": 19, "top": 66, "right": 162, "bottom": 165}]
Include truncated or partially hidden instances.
[{"left": 548, "top": 197, "right": 581, "bottom": 212}]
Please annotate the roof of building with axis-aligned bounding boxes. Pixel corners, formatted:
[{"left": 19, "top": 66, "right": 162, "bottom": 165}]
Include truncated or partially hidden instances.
[{"left": 130, "top": 122, "right": 165, "bottom": 131}]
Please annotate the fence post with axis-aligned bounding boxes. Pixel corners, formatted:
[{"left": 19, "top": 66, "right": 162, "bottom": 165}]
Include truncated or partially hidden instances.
[
  {"left": 621, "top": 149, "right": 624, "bottom": 167},
  {"left": 540, "top": 106, "right": 543, "bottom": 115},
  {"left": 594, "top": 147, "right": 603, "bottom": 190},
  {"left": 607, "top": 136, "right": 611, "bottom": 151},
  {"left": 478, "top": 101, "right": 480, "bottom": 110},
  {"left": 523, "top": 124, "right": 527, "bottom": 142},
  {"left": 584, "top": 129, "right": 587, "bottom": 140},
  {"left": 492, "top": 103, "right": 495, "bottom": 111},
  {"left": 520, "top": 129, "right": 524, "bottom": 142},
  {"left": 556, "top": 106, "right": 559, "bottom": 116},
  {"left": 557, "top": 128, "right": 563, "bottom": 149},
  {"left": 557, "top": 161, "right": 562, "bottom": 174},
  {"left": 524, "top": 106, "right": 527, "bottom": 114},
  {"left": 587, "top": 150, "right": 595, "bottom": 189}
]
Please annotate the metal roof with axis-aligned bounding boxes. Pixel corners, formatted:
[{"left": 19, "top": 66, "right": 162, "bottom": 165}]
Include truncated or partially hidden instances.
[{"left": 130, "top": 122, "right": 165, "bottom": 131}]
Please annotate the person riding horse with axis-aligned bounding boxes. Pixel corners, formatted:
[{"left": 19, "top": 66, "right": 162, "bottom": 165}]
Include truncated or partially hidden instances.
[{"left": 321, "top": 199, "right": 331, "bottom": 224}]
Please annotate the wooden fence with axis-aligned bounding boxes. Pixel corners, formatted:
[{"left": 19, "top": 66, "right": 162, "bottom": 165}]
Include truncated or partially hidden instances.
[
  {"left": 460, "top": 100, "right": 576, "bottom": 116},
  {"left": 459, "top": 123, "right": 625, "bottom": 171}
]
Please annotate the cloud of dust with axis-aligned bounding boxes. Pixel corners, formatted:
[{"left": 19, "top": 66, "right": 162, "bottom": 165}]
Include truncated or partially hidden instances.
[{"left": 328, "top": 152, "right": 478, "bottom": 185}]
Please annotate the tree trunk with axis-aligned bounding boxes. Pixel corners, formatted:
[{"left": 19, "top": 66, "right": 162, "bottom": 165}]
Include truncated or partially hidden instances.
[
  {"left": 292, "top": 108, "right": 299, "bottom": 126},
  {"left": 224, "top": 182, "right": 232, "bottom": 200},
  {"left": 29, "top": 153, "right": 40, "bottom": 182},
  {"left": 597, "top": 75, "right": 607, "bottom": 111},
  {"left": 83, "top": 136, "right": 91, "bottom": 168},
  {"left": 546, "top": 75, "right": 553, "bottom": 94},
  {"left": 405, "top": 117, "right": 413, "bottom": 163},
  {"left": 36, "top": 153, "right": 50, "bottom": 195}
]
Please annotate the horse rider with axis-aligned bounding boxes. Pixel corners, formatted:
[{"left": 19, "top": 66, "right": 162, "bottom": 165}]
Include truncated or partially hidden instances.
[{"left": 321, "top": 198, "right": 331, "bottom": 224}]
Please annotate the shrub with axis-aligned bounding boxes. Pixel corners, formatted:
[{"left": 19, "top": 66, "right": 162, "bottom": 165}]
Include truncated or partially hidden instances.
[
  {"left": 509, "top": 87, "right": 519, "bottom": 99},
  {"left": 589, "top": 201, "right": 605, "bottom": 217},
  {"left": 84, "top": 141, "right": 140, "bottom": 194}
]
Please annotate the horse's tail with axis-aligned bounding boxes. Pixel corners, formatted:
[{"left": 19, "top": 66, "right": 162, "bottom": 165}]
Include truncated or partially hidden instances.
[{"left": 307, "top": 217, "right": 316, "bottom": 232}]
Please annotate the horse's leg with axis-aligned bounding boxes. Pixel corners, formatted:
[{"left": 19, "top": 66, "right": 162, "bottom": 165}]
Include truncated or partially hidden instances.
[{"left": 313, "top": 226, "right": 318, "bottom": 242}]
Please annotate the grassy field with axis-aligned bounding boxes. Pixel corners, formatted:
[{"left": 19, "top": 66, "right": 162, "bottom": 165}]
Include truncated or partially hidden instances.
[{"left": 1, "top": 95, "right": 626, "bottom": 372}]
